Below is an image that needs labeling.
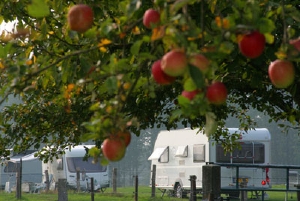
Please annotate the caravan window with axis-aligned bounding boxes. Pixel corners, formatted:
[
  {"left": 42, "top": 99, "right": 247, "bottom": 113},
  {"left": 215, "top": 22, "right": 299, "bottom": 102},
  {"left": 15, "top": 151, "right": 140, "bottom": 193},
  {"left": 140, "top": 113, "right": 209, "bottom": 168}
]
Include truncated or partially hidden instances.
[
  {"left": 4, "top": 162, "right": 19, "bottom": 172},
  {"left": 148, "top": 147, "right": 169, "bottom": 163},
  {"left": 175, "top": 146, "right": 188, "bottom": 157},
  {"left": 66, "top": 157, "right": 107, "bottom": 173},
  {"left": 193, "top": 144, "right": 205, "bottom": 162},
  {"left": 216, "top": 142, "right": 265, "bottom": 164},
  {"left": 158, "top": 147, "right": 169, "bottom": 163}
]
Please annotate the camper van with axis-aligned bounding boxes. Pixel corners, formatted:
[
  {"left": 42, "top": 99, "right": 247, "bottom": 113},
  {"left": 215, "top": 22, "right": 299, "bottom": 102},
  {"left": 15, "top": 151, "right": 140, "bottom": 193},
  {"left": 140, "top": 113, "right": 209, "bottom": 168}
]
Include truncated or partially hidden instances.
[
  {"left": 0, "top": 150, "right": 43, "bottom": 192},
  {"left": 42, "top": 145, "right": 110, "bottom": 191},
  {"left": 148, "top": 128, "right": 271, "bottom": 198}
]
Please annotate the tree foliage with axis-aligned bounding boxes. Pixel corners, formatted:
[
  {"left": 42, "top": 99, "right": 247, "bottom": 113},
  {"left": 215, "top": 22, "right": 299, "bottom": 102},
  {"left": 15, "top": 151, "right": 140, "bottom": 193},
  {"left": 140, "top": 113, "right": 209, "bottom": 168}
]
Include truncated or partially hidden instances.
[{"left": 0, "top": 0, "right": 299, "bottom": 162}]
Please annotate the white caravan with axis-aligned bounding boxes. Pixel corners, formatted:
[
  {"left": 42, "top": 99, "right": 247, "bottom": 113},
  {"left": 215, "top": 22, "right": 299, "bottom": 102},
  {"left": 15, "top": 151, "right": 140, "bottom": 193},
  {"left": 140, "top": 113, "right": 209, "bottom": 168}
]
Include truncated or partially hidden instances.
[
  {"left": 42, "top": 145, "right": 109, "bottom": 191},
  {"left": 148, "top": 128, "right": 271, "bottom": 197},
  {"left": 0, "top": 150, "right": 43, "bottom": 192}
]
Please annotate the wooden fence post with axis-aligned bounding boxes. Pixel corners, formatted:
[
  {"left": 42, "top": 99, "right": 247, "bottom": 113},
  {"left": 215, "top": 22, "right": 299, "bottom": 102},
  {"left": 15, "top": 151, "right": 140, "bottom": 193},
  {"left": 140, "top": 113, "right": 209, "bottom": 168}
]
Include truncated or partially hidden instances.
[
  {"left": 45, "top": 170, "right": 50, "bottom": 192},
  {"left": 76, "top": 169, "right": 80, "bottom": 192},
  {"left": 90, "top": 177, "right": 94, "bottom": 201},
  {"left": 16, "top": 158, "right": 22, "bottom": 199},
  {"left": 202, "top": 164, "right": 221, "bottom": 201},
  {"left": 112, "top": 168, "right": 117, "bottom": 194},
  {"left": 189, "top": 175, "right": 197, "bottom": 201},
  {"left": 134, "top": 175, "right": 138, "bottom": 201},
  {"left": 151, "top": 165, "right": 156, "bottom": 197},
  {"left": 58, "top": 179, "right": 68, "bottom": 201}
]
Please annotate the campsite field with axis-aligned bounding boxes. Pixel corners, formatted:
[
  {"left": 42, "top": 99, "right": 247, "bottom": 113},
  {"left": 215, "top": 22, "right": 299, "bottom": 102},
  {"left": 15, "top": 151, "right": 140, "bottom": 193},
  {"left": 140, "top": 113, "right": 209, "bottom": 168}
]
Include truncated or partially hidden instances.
[{"left": 0, "top": 186, "right": 297, "bottom": 201}]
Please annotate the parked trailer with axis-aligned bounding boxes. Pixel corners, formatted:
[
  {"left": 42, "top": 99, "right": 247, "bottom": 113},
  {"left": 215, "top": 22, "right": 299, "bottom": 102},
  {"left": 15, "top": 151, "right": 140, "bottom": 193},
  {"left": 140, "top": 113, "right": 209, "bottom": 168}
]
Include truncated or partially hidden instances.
[
  {"left": 0, "top": 150, "right": 43, "bottom": 192},
  {"left": 42, "top": 145, "right": 110, "bottom": 191},
  {"left": 148, "top": 128, "right": 271, "bottom": 198}
]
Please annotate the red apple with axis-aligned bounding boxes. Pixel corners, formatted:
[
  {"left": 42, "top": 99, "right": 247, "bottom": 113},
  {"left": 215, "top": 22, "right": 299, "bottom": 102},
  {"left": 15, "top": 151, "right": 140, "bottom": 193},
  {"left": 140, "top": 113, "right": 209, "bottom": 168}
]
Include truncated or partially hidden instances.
[
  {"left": 268, "top": 59, "right": 295, "bottom": 88},
  {"left": 181, "top": 90, "right": 200, "bottom": 101},
  {"left": 117, "top": 130, "right": 131, "bottom": 147},
  {"left": 143, "top": 9, "right": 160, "bottom": 29},
  {"left": 151, "top": 60, "right": 176, "bottom": 85},
  {"left": 238, "top": 31, "right": 265, "bottom": 58},
  {"left": 68, "top": 4, "right": 94, "bottom": 33},
  {"left": 189, "top": 54, "right": 210, "bottom": 73},
  {"left": 102, "top": 137, "right": 126, "bottom": 162},
  {"left": 161, "top": 50, "right": 188, "bottom": 77},
  {"left": 206, "top": 82, "right": 227, "bottom": 105},
  {"left": 289, "top": 37, "right": 300, "bottom": 52}
]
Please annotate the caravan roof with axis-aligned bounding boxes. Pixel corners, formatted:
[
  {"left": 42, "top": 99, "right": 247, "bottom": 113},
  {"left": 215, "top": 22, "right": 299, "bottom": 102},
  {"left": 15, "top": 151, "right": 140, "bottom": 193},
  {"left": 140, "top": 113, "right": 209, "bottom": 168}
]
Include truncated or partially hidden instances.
[
  {"left": 152, "top": 128, "right": 208, "bottom": 147},
  {"left": 151, "top": 128, "right": 271, "bottom": 147},
  {"left": 227, "top": 128, "right": 271, "bottom": 141},
  {"left": 9, "top": 151, "right": 39, "bottom": 162}
]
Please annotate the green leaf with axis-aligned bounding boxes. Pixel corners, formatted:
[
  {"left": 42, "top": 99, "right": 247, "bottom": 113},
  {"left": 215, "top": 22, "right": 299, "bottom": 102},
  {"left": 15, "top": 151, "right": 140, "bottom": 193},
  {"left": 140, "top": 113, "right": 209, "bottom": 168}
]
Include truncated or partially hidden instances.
[
  {"left": 257, "top": 18, "right": 275, "bottom": 34},
  {"left": 264, "top": 33, "right": 274, "bottom": 44},
  {"left": 188, "top": 64, "right": 205, "bottom": 89},
  {"left": 170, "top": 109, "right": 183, "bottom": 123},
  {"left": 183, "top": 78, "right": 197, "bottom": 91},
  {"left": 0, "top": 43, "right": 12, "bottom": 58},
  {"left": 219, "top": 41, "right": 234, "bottom": 54},
  {"left": 105, "top": 76, "right": 118, "bottom": 95},
  {"left": 205, "top": 112, "right": 217, "bottom": 137},
  {"left": 27, "top": 0, "right": 50, "bottom": 18},
  {"left": 178, "top": 95, "right": 190, "bottom": 107},
  {"left": 126, "top": 0, "right": 141, "bottom": 17},
  {"left": 171, "top": 0, "right": 190, "bottom": 14},
  {"left": 130, "top": 40, "right": 143, "bottom": 55}
]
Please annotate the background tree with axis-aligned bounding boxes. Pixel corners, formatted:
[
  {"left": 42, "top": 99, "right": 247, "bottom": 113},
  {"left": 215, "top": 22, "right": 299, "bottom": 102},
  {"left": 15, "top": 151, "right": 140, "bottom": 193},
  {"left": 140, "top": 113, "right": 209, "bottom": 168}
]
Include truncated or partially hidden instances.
[{"left": 0, "top": 0, "right": 299, "bottom": 162}]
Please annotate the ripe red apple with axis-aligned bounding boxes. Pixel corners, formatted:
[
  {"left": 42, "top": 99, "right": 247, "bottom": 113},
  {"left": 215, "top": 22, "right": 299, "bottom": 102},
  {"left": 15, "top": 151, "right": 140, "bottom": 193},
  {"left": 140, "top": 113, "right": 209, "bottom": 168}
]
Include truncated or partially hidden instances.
[
  {"left": 67, "top": 4, "right": 94, "bottom": 33},
  {"left": 117, "top": 130, "right": 131, "bottom": 147},
  {"left": 268, "top": 59, "right": 295, "bottom": 88},
  {"left": 151, "top": 60, "right": 176, "bottom": 85},
  {"left": 289, "top": 37, "right": 300, "bottom": 52},
  {"left": 143, "top": 9, "right": 160, "bottom": 29},
  {"left": 189, "top": 54, "right": 210, "bottom": 73},
  {"left": 161, "top": 50, "right": 188, "bottom": 77},
  {"left": 206, "top": 82, "right": 227, "bottom": 105},
  {"left": 102, "top": 137, "right": 126, "bottom": 162},
  {"left": 181, "top": 90, "right": 200, "bottom": 101},
  {"left": 238, "top": 31, "right": 265, "bottom": 58}
]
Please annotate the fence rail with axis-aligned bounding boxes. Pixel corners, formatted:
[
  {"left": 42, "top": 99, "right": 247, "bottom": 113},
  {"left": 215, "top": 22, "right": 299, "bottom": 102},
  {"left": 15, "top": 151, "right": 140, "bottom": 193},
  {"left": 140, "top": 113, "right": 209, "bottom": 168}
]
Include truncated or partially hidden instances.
[
  {"left": 216, "top": 163, "right": 300, "bottom": 201},
  {"left": 5, "top": 164, "right": 300, "bottom": 201}
]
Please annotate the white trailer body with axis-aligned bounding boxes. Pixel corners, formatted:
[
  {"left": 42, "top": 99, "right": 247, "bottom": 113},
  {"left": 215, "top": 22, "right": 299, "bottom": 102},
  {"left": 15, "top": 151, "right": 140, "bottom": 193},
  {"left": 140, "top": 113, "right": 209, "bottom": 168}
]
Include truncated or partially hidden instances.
[
  {"left": 0, "top": 150, "right": 43, "bottom": 192},
  {"left": 148, "top": 128, "right": 271, "bottom": 196},
  {"left": 42, "top": 145, "right": 109, "bottom": 191}
]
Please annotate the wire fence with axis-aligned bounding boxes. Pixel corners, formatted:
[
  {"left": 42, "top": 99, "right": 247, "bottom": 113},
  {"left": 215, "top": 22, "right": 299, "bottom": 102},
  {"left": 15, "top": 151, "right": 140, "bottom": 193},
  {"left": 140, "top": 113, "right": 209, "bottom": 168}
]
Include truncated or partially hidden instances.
[{"left": 1, "top": 165, "right": 300, "bottom": 201}]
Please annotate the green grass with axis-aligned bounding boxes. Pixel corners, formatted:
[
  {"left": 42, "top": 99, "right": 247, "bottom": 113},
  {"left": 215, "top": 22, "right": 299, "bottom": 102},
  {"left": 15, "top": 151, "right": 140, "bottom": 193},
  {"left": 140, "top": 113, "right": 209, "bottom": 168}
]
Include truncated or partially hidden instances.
[{"left": 0, "top": 186, "right": 298, "bottom": 201}]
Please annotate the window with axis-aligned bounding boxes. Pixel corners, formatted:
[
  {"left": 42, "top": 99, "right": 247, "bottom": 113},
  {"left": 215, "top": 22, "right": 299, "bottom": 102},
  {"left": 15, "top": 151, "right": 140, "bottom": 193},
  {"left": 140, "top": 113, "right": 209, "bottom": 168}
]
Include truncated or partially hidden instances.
[
  {"left": 193, "top": 144, "right": 205, "bottom": 162},
  {"left": 148, "top": 147, "right": 169, "bottom": 163},
  {"left": 66, "top": 157, "right": 107, "bottom": 173},
  {"left": 175, "top": 145, "right": 188, "bottom": 157},
  {"left": 4, "top": 162, "right": 19, "bottom": 172},
  {"left": 216, "top": 142, "right": 265, "bottom": 164}
]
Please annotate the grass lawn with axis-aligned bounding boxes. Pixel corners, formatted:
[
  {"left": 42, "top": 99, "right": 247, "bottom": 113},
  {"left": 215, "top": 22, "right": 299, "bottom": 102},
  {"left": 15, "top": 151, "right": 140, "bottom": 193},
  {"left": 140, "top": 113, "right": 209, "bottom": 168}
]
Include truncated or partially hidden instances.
[{"left": 0, "top": 185, "right": 298, "bottom": 201}]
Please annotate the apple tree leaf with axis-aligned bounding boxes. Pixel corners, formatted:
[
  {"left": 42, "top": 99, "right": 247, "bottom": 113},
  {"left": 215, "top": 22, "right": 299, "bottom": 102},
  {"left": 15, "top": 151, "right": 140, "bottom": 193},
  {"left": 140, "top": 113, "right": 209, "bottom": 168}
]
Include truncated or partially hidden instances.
[
  {"left": 171, "top": 0, "right": 190, "bottom": 14},
  {"left": 205, "top": 112, "right": 217, "bottom": 137},
  {"left": 257, "top": 18, "right": 275, "bottom": 34},
  {"left": 130, "top": 40, "right": 143, "bottom": 55},
  {"left": 188, "top": 64, "right": 205, "bottom": 89},
  {"left": 177, "top": 95, "right": 190, "bottom": 107},
  {"left": 27, "top": 0, "right": 50, "bottom": 18},
  {"left": 183, "top": 78, "right": 197, "bottom": 91},
  {"left": 264, "top": 33, "right": 274, "bottom": 44},
  {"left": 105, "top": 76, "right": 118, "bottom": 95}
]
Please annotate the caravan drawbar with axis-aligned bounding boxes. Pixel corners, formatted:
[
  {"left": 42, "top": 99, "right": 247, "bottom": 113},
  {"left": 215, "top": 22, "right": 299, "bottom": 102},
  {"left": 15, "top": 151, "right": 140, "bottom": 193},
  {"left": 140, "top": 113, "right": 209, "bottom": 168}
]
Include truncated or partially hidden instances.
[{"left": 148, "top": 128, "right": 271, "bottom": 197}]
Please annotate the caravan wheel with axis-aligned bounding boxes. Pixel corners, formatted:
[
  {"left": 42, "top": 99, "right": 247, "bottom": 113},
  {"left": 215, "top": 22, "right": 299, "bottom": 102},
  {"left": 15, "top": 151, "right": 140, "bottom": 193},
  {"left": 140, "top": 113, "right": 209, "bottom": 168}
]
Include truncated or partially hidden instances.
[{"left": 174, "top": 183, "right": 187, "bottom": 198}]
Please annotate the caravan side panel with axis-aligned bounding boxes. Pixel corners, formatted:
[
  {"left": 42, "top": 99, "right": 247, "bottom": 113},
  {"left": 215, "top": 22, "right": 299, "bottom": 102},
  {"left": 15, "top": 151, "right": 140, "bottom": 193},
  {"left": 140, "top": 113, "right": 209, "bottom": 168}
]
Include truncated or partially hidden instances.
[{"left": 149, "top": 128, "right": 209, "bottom": 191}]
